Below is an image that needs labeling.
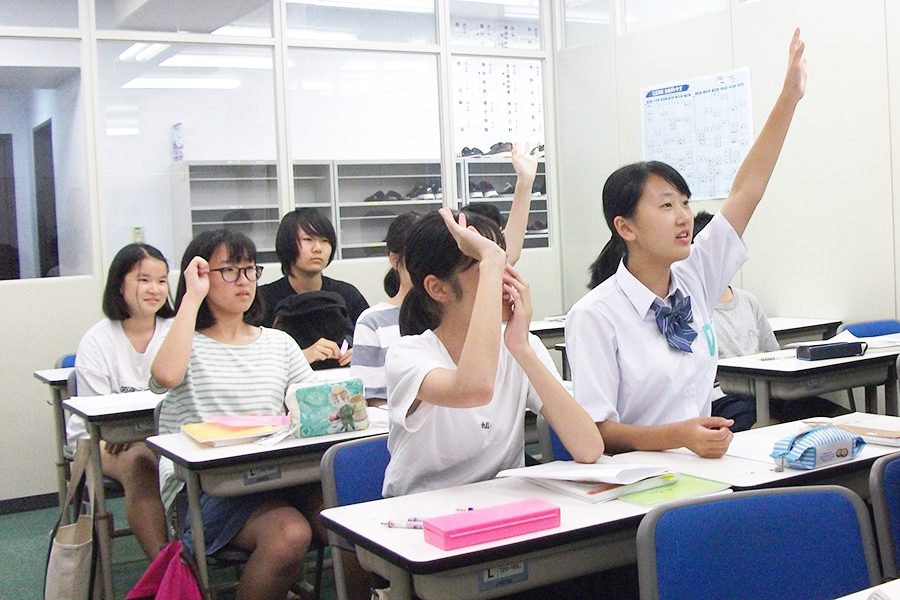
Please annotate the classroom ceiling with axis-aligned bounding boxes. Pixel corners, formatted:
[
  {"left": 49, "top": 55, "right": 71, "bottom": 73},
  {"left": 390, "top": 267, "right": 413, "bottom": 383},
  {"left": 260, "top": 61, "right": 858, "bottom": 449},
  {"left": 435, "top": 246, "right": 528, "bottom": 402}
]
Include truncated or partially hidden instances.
[
  {"left": 113, "top": 0, "right": 269, "bottom": 33},
  {"left": 0, "top": 67, "right": 80, "bottom": 90}
]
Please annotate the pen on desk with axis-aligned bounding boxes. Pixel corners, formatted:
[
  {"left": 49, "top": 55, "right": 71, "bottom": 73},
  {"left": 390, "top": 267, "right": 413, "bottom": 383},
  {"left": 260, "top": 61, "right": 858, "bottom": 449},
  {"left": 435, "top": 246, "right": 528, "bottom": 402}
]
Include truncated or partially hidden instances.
[
  {"left": 759, "top": 355, "right": 792, "bottom": 361},
  {"left": 382, "top": 520, "right": 423, "bottom": 529}
]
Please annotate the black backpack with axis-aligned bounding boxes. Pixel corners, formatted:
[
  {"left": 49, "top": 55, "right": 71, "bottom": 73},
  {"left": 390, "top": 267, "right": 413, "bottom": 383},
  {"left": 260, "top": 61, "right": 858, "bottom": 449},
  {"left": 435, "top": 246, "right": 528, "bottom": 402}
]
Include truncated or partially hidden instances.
[{"left": 272, "top": 291, "right": 354, "bottom": 370}]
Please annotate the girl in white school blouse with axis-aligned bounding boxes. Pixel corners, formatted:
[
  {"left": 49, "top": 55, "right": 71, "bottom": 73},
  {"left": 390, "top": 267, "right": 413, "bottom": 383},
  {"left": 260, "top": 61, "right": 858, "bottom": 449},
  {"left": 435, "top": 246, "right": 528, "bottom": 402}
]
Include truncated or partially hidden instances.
[
  {"left": 152, "top": 229, "right": 319, "bottom": 600},
  {"left": 566, "top": 28, "right": 807, "bottom": 458},
  {"left": 382, "top": 208, "right": 602, "bottom": 497},
  {"left": 72, "top": 243, "right": 174, "bottom": 559}
]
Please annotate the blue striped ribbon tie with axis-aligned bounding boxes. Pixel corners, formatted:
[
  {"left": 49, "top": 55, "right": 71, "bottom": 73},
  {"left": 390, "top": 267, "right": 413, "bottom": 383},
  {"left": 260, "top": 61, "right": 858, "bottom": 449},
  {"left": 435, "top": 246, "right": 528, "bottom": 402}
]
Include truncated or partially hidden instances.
[{"left": 654, "top": 296, "right": 697, "bottom": 353}]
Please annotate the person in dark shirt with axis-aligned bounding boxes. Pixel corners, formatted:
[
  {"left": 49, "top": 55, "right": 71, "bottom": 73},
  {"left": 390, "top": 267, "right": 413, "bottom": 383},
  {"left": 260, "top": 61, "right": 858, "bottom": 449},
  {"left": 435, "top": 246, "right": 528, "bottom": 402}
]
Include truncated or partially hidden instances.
[{"left": 259, "top": 208, "right": 369, "bottom": 367}]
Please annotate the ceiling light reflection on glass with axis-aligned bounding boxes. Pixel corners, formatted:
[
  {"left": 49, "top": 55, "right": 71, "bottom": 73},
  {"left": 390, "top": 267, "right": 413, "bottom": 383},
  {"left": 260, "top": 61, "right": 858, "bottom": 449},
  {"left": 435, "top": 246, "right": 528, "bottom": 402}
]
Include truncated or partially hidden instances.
[
  {"left": 122, "top": 78, "right": 242, "bottom": 89},
  {"left": 286, "top": 0, "right": 433, "bottom": 13},
  {"left": 159, "top": 55, "right": 273, "bottom": 69}
]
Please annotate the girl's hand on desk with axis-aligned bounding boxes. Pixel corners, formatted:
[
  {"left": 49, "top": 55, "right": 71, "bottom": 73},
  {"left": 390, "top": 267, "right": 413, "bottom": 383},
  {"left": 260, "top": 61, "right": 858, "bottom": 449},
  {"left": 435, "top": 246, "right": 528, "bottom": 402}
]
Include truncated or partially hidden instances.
[{"left": 679, "top": 417, "right": 734, "bottom": 458}]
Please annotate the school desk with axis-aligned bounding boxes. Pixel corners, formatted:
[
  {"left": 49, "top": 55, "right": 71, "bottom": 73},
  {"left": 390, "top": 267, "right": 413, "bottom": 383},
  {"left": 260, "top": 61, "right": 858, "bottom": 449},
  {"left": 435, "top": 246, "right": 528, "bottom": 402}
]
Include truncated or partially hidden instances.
[
  {"left": 767, "top": 316, "right": 842, "bottom": 347},
  {"left": 552, "top": 316, "right": 841, "bottom": 382},
  {"left": 834, "top": 576, "right": 900, "bottom": 599},
  {"left": 614, "top": 413, "right": 900, "bottom": 500},
  {"left": 63, "top": 391, "right": 163, "bottom": 600},
  {"left": 717, "top": 347, "right": 900, "bottom": 427},
  {"left": 528, "top": 317, "right": 565, "bottom": 350},
  {"left": 321, "top": 417, "right": 898, "bottom": 600},
  {"left": 146, "top": 423, "right": 388, "bottom": 594},
  {"left": 34, "top": 367, "right": 75, "bottom": 509}
]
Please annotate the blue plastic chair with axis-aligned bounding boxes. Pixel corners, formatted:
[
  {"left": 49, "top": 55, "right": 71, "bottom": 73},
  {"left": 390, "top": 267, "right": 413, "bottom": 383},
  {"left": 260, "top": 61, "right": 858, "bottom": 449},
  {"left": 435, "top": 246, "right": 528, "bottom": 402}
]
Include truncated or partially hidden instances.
[
  {"left": 870, "top": 452, "right": 900, "bottom": 579},
  {"left": 636, "top": 485, "right": 880, "bottom": 600},
  {"left": 321, "top": 434, "right": 391, "bottom": 600},
  {"left": 536, "top": 414, "right": 573, "bottom": 462},
  {"left": 843, "top": 320, "right": 900, "bottom": 338},
  {"left": 840, "top": 320, "right": 900, "bottom": 411}
]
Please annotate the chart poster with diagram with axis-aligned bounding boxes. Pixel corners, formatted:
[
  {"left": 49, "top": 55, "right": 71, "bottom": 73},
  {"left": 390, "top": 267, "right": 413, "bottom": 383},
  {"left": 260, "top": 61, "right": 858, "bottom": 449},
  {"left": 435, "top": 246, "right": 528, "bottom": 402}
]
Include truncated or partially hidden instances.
[
  {"left": 452, "top": 56, "right": 544, "bottom": 149},
  {"left": 641, "top": 67, "right": 753, "bottom": 201}
]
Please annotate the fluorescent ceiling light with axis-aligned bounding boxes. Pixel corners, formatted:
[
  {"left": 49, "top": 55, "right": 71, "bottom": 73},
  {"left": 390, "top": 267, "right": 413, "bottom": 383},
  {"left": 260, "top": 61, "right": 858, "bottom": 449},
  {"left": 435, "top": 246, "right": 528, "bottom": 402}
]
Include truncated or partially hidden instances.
[
  {"left": 122, "top": 78, "right": 241, "bottom": 89},
  {"left": 456, "top": 0, "right": 537, "bottom": 5},
  {"left": 301, "top": 81, "right": 333, "bottom": 90},
  {"left": 211, "top": 25, "right": 272, "bottom": 38},
  {"left": 118, "top": 43, "right": 149, "bottom": 61},
  {"left": 383, "top": 61, "right": 428, "bottom": 71},
  {"left": 106, "top": 128, "right": 140, "bottom": 136},
  {"left": 287, "top": 0, "right": 433, "bottom": 13},
  {"left": 134, "top": 44, "right": 171, "bottom": 62},
  {"left": 159, "top": 54, "right": 273, "bottom": 69},
  {"left": 286, "top": 29, "right": 358, "bottom": 41}
]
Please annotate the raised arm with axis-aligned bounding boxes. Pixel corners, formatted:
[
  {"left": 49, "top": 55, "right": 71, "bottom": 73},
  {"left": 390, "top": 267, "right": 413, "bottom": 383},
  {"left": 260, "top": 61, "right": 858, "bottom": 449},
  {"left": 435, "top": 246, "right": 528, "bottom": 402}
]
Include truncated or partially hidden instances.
[
  {"left": 504, "top": 141, "right": 538, "bottom": 266},
  {"left": 417, "top": 209, "right": 507, "bottom": 408},
  {"left": 502, "top": 264, "right": 603, "bottom": 463},
  {"left": 720, "top": 27, "right": 807, "bottom": 237},
  {"left": 150, "top": 256, "right": 209, "bottom": 389}
]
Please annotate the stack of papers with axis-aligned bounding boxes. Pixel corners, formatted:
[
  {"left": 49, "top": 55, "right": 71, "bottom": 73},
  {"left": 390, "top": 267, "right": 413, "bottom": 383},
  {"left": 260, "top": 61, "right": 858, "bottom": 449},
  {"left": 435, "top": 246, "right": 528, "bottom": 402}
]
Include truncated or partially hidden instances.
[
  {"left": 181, "top": 415, "right": 291, "bottom": 447},
  {"left": 496, "top": 460, "right": 675, "bottom": 504}
]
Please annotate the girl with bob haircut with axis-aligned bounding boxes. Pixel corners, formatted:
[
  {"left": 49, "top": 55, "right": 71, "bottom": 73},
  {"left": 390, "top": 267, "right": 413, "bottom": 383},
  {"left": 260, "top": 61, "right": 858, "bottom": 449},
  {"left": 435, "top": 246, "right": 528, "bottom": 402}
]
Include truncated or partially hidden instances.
[
  {"left": 382, "top": 208, "right": 603, "bottom": 497},
  {"left": 73, "top": 242, "right": 174, "bottom": 558},
  {"left": 152, "top": 229, "right": 319, "bottom": 600},
  {"left": 566, "top": 29, "right": 807, "bottom": 457}
]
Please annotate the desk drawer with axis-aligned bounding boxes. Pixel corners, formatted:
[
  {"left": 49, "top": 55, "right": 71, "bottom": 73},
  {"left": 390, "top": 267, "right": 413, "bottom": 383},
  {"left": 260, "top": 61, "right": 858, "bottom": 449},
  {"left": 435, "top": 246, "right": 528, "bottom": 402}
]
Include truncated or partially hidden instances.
[
  {"left": 769, "top": 364, "right": 889, "bottom": 399},
  {"left": 99, "top": 416, "right": 156, "bottom": 445},
  {"left": 200, "top": 452, "right": 322, "bottom": 497}
]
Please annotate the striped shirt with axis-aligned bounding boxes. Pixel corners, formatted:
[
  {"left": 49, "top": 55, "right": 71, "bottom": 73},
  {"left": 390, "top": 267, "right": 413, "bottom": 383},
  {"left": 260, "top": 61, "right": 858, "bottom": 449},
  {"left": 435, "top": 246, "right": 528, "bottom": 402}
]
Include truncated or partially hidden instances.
[
  {"left": 156, "top": 327, "right": 315, "bottom": 505},
  {"left": 349, "top": 302, "right": 400, "bottom": 400}
]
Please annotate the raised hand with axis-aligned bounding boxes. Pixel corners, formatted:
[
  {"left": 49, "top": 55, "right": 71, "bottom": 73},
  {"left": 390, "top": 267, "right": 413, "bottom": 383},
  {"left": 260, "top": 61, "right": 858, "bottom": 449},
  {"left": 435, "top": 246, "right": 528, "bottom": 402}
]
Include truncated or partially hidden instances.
[
  {"left": 438, "top": 207, "right": 505, "bottom": 264},
  {"left": 784, "top": 27, "right": 807, "bottom": 103}
]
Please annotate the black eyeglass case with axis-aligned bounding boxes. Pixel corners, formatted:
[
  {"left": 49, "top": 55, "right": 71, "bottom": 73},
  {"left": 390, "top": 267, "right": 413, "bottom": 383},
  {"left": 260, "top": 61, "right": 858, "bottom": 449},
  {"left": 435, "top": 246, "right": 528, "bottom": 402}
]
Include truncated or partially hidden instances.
[{"left": 796, "top": 341, "right": 867, "bottom": 361}]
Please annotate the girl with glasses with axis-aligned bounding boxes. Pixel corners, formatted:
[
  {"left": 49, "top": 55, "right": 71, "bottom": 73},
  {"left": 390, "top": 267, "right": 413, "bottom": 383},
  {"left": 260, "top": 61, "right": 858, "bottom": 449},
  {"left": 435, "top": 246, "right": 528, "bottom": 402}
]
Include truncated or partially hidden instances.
[{"left": 152, "top": 229, "right": 319, "bottom": 600}]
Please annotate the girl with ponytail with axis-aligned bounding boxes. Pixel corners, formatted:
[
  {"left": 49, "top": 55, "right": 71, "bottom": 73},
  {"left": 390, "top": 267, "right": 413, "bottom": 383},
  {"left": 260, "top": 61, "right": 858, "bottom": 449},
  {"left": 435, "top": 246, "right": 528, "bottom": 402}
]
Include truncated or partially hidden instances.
[{"left": 382, "top": 209, "right": 603, "bottom": 497}]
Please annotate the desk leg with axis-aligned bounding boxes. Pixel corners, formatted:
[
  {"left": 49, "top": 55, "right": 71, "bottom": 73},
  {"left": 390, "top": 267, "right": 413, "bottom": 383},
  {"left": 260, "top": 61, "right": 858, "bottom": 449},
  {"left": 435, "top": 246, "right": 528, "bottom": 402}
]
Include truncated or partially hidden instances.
[
  {"left": 865, "top": 385, "right": 878, "bottom": 414},
  {"left": 186, "top": 471, "right": 210, "bottom": 596},
  {"left": 886, "top": 362, "right": 899, "bottom": 416},
  {"left": 754, "top": 379, "right": 771, "bottom": 428},
  {"left": 87, "top": 424, "right": 114, "bottom": 600},
  {"left": 386, "top": 563, "right": 413, "bottom": 600},
  {"left": 49, "top": 385, "right": 70, "bottom": 517}
]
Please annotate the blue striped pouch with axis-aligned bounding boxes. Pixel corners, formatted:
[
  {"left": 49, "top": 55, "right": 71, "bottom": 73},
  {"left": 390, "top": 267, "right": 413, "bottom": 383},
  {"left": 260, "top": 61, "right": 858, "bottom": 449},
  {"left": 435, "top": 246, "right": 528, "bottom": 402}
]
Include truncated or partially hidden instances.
[{"left": 770, "top": 426, "right": 865, "bottom": 471}]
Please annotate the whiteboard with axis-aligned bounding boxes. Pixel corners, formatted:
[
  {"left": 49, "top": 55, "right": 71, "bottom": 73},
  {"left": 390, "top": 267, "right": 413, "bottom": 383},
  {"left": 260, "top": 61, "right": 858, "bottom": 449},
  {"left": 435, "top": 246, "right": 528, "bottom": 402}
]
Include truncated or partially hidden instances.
[{"left": 640, "top": 67, "right": 753, "bottom": 201}]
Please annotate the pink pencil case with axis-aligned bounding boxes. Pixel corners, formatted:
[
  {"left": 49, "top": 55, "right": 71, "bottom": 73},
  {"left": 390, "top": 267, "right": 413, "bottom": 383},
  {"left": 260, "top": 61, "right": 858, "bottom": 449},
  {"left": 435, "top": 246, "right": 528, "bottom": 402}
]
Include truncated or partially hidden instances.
[{"left": 423, "top": 498, "right": 561, "bottom": 551}]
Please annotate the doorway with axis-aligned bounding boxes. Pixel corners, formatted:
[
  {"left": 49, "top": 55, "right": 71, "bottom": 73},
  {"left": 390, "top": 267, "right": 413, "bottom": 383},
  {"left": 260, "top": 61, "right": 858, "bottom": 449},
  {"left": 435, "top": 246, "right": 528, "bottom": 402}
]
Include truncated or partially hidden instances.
[
  {"left": 33, "top": 119, "right": 58, "bottom": 277},
  {"left": 0, "top": 134, "right": 19, "bottom": 279}
]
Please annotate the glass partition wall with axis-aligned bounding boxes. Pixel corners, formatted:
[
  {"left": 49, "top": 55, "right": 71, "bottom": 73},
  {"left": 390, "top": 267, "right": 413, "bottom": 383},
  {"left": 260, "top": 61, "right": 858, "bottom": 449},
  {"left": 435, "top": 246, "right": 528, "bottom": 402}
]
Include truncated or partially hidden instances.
[{"left": 0, "top": 0, "right": 553, "bottom": 277}]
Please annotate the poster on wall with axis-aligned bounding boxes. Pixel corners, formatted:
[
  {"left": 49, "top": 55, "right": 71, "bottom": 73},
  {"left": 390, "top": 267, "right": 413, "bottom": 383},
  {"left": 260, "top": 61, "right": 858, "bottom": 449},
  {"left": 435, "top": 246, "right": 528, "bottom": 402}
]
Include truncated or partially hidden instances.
[
  {"left": 451, "top": 56, "right": 544, "bottom": 152},
  {"left": 640, "top": 67, "right": 753, "bottom": 201}
]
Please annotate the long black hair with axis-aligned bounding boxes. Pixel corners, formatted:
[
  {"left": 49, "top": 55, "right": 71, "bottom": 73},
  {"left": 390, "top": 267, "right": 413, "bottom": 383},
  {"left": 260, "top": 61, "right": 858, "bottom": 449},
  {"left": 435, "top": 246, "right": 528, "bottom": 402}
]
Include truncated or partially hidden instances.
[
  {"left": 588, "top": 161, "right": 691, "bottom": 288},
  {"left": 383, "top": 212, "right": 423, "bottom": 297},
  {"left": 103, "top": 243, "right": 175, "bottom": 320},
  {"left": 400, "top": 211, "right": 505, "bottom": 336},
  {"left": 175, "top": 229, "right": 264, "bottom": 330}
]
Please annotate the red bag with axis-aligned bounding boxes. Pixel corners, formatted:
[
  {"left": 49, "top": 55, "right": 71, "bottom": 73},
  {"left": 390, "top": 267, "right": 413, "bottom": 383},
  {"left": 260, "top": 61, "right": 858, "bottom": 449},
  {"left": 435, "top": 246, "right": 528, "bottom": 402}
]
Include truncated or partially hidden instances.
[{"left": 126, "top": 541, "right": 204, "bottom": 600}]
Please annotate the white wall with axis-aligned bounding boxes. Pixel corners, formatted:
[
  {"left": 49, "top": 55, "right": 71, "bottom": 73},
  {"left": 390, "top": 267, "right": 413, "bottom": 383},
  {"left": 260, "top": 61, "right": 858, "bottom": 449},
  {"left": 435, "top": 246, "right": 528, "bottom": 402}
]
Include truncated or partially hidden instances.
[{"left": 556, "top": 0, "right": 899, "bottom": 327}]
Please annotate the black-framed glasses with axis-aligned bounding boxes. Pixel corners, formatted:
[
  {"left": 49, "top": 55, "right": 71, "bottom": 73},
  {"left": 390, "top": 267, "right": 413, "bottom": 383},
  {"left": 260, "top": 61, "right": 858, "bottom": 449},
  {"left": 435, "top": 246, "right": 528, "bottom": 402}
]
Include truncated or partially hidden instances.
[{"left": 210, "top": 265, "right": 264, "bottom": 282}]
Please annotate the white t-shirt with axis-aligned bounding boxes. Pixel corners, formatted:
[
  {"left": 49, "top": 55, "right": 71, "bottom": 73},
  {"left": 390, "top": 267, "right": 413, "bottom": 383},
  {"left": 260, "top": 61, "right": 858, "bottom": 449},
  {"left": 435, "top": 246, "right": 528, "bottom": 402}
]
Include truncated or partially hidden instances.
[
  {"left": 350, "top": 302, "right": 400, "bottom": 400},
  {"left": 566, "top": 212, "right": 749, "bottom": 426},
  {"left": 383, "top": 328, "right": 555, "bottom": 497},
  {"left": 68, "top": 317, "right": 173, "bottom": 449}
]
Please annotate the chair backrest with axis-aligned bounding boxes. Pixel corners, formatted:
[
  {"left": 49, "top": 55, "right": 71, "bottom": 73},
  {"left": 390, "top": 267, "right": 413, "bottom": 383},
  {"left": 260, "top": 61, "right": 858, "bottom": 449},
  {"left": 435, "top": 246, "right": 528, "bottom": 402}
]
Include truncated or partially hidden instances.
[
  {"left": 320, "top": 434, "right": 390, "bottom": 509},
  {"left": 536, "top": 414, "right": 572, "bottom": 462},
  {"left": 843, "top": 320, "right": 900, "bottom": 338},
  {"left": 57, "top": 353, "right": 76, "bottom": 369},
  {"left": 636, "top": 485, "right": 880, "bottom": 600},
  {"left": 870, "top": 452, "right": 900, "bottom": 579}
]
